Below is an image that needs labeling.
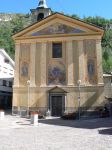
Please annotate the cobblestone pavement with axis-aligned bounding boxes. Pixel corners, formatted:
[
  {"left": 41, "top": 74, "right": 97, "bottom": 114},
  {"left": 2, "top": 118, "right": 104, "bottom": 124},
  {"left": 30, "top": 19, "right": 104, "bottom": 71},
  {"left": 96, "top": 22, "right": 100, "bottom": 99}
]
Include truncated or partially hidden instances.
[{"left": 0, "top": 115, "right": 112, "bottom": 150}]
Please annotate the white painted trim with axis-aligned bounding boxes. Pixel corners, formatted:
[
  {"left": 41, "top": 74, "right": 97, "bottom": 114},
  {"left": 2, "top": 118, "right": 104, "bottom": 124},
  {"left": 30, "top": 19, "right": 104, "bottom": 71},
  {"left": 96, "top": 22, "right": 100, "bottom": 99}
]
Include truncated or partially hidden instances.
[{"left": 0, "top": 49, "right": 15, "bottom": 67}]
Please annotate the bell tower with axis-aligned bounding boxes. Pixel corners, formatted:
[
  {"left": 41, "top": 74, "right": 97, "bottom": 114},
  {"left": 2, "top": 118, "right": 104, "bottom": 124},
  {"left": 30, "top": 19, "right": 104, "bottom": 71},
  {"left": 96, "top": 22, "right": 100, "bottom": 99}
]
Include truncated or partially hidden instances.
[{"left": 31, "top": 0, "right": 52, "bottom": 23}]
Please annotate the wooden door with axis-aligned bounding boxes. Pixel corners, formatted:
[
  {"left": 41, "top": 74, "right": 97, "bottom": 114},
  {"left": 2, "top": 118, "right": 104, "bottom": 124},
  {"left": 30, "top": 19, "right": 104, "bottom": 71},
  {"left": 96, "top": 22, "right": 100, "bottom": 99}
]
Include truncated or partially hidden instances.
[{"left": 51, "top": 96, "right": 63, "bottom": 116}]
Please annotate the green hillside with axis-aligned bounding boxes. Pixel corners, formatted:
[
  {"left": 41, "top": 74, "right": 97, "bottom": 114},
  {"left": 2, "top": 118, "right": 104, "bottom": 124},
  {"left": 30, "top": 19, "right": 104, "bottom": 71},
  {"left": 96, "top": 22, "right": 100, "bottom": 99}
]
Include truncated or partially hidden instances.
[{"left": 0, "top": 13, "right": 112, "bottom": 73}]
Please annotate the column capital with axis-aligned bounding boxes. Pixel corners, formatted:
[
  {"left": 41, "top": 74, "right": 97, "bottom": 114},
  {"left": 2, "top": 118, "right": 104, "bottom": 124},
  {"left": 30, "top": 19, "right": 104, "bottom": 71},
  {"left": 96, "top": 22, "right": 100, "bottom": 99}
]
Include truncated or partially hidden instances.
[
  {"left": 30, "top": 41, "right": 37, "bottom": 44},
  {"left": 15, "top": 42, "right": 21, "bottom": 45},
  {"left": 96, "top": 39, "right": 102, "bottom": 47},
  {"left": 78, "top": 39, "right": 84, "bottom": 42},
  {"left": 96, "top": 39, "right": 102, "bottom": 43}
]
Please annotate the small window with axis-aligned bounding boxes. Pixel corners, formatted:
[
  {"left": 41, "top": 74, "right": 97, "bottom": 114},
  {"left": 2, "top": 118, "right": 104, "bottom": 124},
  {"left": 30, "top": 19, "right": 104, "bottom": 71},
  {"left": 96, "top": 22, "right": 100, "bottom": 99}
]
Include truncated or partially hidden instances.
[
  {"left": 4, "top": 58, "right": 9, "bottom": 63},
  {"left": 9, "top": 81, "right": 12, "bottom": 87},
  {"left": 3, "top": 80, "right": 6, "bottom": 86},
  {"left": 52, "top": 43, "right": 62, "bottom": 58}
]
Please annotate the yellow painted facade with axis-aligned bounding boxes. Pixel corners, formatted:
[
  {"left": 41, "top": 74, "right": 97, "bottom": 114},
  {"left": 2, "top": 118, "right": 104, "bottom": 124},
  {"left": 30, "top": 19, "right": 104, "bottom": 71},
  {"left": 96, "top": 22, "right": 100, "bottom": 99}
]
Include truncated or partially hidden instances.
[{"left": 12, "top": 13, "right": 105, "bottom": 116}]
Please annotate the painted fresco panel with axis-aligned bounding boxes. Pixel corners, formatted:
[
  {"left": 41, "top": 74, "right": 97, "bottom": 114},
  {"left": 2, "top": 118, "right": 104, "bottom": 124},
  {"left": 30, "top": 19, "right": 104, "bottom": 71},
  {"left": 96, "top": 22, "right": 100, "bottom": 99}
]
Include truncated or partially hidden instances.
[
  {"left": 48, "top": 61, "right": 66, "bottom": 85},
  {"left": 19, "top": 61, "right": 29, "bottom": 85},
  {"left": 87, "top": 59, "right": 95, "bottom": 76},
  {"left": 84, "top": 40, "right": 97, "bottom": 84},
  {"left": 21, "top": 62, "right": 29, "bottom": 77},
  {"left": 31, "top": 23, "right": 85, "bottom": 36}
]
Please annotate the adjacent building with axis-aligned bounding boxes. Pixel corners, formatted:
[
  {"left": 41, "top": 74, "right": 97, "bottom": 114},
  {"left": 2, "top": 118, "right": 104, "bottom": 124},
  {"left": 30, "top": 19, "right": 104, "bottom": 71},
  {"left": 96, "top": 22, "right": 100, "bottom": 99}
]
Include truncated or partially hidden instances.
[
  {"left": 103, "top": 74, "right": 112, "bottom": 99},
  {"left": 0, "top": 49, "right": 14, "bottom": 109},
  {"left": 12, "top": 0, "right": 105, "bottom": 116}
]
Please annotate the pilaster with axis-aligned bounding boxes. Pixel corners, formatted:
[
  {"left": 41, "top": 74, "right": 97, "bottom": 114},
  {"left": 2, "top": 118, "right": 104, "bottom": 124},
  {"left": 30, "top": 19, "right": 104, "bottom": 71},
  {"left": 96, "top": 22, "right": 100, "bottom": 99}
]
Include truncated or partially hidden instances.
[
  {"left": 30, "top": 42, "right": 36, "bottom": 87},
  {"left": 40, "top": 42, "right": 47, "bottom": 86},
  {"left": 66, "top": 41, "right": 74, "bottom": 85},
  {"left": 14, "top": 43, "right": 20, "bottom": 87},
  {"left": 96, "top": 39, "right": 103, "bottom": 84},
  {"left": 78, "top": 40, "right": 85, "bottom": 84}
]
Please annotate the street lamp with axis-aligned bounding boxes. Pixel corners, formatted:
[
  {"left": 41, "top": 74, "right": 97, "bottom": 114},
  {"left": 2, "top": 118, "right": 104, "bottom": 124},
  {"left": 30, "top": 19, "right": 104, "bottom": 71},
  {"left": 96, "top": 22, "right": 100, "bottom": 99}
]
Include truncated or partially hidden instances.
[
  {"left": 77, "top": 80, "right": 81, "bottom": 120},
  {"left": 27, "top": 80, "right": 30, "bottom": 117}
]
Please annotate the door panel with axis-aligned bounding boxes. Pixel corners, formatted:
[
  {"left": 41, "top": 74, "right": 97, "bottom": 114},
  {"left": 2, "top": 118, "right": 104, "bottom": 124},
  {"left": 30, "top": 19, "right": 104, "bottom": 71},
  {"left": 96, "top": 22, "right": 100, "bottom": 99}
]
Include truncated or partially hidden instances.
[{"left": 51, "top": 96, "right": 63, "bottom": 116}]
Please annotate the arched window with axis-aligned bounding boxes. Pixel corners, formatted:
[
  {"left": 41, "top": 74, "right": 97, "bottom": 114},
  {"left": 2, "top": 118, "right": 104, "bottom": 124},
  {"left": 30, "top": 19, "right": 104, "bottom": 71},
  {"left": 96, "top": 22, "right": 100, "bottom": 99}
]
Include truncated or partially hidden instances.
[{"left": 37, "top": 13, "right": 44, "bottom": 21}]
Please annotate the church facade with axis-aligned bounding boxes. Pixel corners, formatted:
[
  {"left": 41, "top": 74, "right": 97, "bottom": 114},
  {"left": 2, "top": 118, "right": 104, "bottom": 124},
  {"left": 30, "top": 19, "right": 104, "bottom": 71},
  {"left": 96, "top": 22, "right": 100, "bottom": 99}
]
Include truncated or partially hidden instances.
[{"left": 12, "top": 0, "right": 105, "bottom": 116}]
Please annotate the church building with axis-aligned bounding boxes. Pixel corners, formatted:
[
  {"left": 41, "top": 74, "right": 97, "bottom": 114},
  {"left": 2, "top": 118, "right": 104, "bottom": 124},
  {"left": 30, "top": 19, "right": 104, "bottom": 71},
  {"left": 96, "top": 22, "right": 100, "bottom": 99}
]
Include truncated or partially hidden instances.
[{"left": 12, "top": 0, "right": 105, "bottom": 116}]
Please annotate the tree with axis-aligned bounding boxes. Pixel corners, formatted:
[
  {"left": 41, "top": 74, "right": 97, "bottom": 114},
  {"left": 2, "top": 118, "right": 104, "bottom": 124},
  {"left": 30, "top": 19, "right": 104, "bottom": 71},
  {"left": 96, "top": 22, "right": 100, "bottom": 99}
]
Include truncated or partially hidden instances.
[
  {"left": 11, "top": 14, "right": 31, "bottom": 34},
  {"left": 0, "top": 21, "right": 14, "bottom": 58},
  {"left": 82, "top": 16, "right": 112, "bottom": 73},
  {"left": 0, "top": 14, "right": 31, "bottom": 59},
  {"left": 102, "top": 29, "right": 112, "bottom": 73},
  {"left": 0, "top": 13, "right": 112, "bottom": 73},
  {"left": 83, "top": 16, "right": 109, "bottom": 29}
]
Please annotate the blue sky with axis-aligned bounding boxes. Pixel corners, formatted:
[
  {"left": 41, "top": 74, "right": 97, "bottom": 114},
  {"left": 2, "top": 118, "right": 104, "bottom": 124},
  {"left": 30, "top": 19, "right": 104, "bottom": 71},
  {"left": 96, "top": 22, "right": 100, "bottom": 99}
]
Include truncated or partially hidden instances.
[{"left": 0, "top": 0, "right": 112, "bottom": 19}]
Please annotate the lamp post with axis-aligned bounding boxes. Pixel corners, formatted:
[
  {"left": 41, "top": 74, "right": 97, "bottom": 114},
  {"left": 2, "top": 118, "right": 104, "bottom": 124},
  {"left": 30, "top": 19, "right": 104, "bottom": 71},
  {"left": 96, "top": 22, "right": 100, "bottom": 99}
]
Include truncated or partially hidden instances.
[
  {"left": 27, "top": 80, "right": 30, "bottom": 117},
  {"left": 77, "top": 80, "right": 81, "bottom": 120}
]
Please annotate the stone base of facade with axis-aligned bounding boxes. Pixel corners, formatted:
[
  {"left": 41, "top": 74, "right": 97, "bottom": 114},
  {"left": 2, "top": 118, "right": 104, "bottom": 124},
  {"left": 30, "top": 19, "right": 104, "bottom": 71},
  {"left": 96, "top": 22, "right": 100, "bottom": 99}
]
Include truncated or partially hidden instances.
[{"left": 12, "top": 85, "right": 105, "bottom": 117}]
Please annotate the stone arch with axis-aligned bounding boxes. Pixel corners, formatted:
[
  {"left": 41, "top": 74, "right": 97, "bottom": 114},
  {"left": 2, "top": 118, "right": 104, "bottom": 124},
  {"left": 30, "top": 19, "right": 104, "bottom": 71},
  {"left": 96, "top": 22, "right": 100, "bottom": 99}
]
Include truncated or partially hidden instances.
[{"left": 37, "top": 13, "right": 44, "bottom": 21}]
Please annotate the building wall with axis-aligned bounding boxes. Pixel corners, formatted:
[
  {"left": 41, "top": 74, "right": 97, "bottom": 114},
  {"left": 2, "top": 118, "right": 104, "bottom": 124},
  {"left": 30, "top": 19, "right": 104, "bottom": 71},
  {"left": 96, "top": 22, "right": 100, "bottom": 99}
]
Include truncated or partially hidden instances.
[
  {"left": 13, "top": 37, "right": 105, "bottom": 114},
  {"left": 13, "top": 85, "right": 104, "bottom": 114},
  {"left": 12, "top": 13, "right": 105, "bottom": 115},
  {"left": 0, "top": 50, "right": 14, "bottom": 109}
]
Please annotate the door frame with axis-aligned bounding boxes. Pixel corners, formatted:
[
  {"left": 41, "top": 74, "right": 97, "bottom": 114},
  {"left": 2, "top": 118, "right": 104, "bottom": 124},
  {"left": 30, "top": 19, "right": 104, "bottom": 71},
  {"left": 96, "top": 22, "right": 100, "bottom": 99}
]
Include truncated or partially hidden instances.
[{"left": 49, "top": 93, "right": 65, "bottom": 116}]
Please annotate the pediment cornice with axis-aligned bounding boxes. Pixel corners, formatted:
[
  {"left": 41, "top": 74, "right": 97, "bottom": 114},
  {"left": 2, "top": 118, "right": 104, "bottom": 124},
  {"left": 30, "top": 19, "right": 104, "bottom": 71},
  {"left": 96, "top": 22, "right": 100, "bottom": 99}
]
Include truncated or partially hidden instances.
[{"left": 12, "top": 13, "right": 104, "bottom": 40}]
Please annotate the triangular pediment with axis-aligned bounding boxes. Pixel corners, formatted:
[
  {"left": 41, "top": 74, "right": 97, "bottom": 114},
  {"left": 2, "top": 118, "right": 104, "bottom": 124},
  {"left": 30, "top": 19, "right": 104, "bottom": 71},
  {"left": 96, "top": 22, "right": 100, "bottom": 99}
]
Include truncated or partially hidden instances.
[
  {"left": 31, "top": 23, "right": 85, "bottom": 36},
  {"left": 13, "top": 13, "right": 104, "bottom": 39},
  {"left": 48, "top": 86, "right": 67, "bottom": 93}
]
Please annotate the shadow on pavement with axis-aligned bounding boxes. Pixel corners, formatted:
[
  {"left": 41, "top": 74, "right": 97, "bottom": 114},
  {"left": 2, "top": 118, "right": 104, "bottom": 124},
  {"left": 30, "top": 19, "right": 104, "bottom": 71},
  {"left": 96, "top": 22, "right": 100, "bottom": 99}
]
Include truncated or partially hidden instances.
[
  {"left": 99, "top": 128, "right": 112, "bottom": 135},
  {"left": 3, "top": 110, "right": 112, "bottom": 131},
  {"left": 39, "top": 117, "right": 112, "bottom": 129}
]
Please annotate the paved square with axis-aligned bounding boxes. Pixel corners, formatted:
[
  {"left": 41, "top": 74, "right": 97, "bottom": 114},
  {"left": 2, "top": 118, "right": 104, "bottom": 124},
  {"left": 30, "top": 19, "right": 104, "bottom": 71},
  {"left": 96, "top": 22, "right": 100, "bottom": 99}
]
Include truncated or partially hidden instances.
[{"left": 0, "top": 115, "right": 112, "bottom": 150}]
